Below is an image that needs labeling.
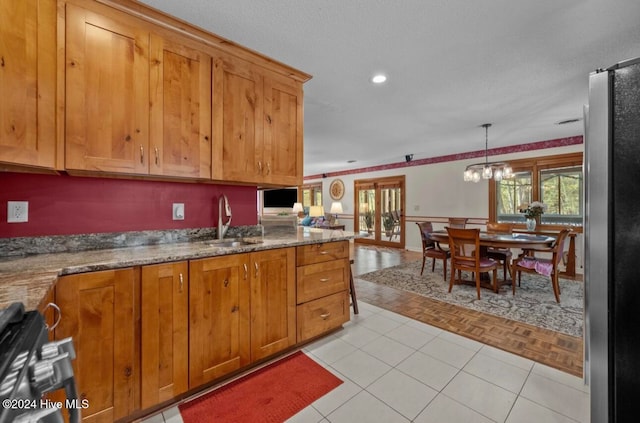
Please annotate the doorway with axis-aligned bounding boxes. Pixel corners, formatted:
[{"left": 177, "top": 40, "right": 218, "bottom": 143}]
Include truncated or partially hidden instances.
[{"left": 354, "top": 175, "right": 405, "bottom": 248}]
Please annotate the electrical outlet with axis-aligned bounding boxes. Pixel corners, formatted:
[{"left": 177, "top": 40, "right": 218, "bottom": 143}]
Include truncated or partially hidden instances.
[
  {"left": 173, "top": 203, "right": 185, "bottom": 220},
  {"left": 8, "top": 201, "right": 29, "bottom": 223}
]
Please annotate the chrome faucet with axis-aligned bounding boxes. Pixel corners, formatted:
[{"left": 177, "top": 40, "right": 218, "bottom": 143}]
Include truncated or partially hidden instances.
[{"left": 218, "top": 194, "right": 232, "bottom": 239}]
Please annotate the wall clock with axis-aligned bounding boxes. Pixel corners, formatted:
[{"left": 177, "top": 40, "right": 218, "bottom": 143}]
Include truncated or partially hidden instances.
[{"left": 329, "top": 179, "right": 345, "bottom": 200}]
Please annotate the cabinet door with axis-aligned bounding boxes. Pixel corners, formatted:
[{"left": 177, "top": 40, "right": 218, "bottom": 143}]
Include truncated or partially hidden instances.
[
  {"left": 55, "top": 268, "right": 139, "bottom": 422},
  {"left": 65, "top": 3, "right": 150, "bottom": 174},
  {"left": 141, "top": 262, "right": 188, "bottom": 409},
  {"left": 212, "top": 54, "right": 264, "bottom": 184},
  {"left": 189, "top": 254, "right": 251, "bottom": 388},
  {"left": 149, "top": 35, "right": 212, "bottom": 178},
  {"left": 263, "top": 72, "right": 303, "bottom": 186},
  {"left": 0, "top": 0, "right": 56, "bottom": 168},
  {"left": 250, "top": 248, "right": 296, "bottom": 361}
]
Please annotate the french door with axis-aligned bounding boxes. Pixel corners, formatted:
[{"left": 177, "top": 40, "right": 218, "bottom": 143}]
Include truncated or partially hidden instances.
[{"left": 354, "top": 175, "right": 405, "bottom": 248}]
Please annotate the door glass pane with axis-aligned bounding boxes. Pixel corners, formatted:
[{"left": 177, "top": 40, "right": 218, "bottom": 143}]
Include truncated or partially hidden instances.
[
  {"left": 381, "top": 187, "right": 401, "bottom": 244},
  {"left": 301, "top": 183, "right": 322, "bottom": 209},
  {"left": 358, "top": 188, "right": 376, "bottom": 235},
  {"left": 496, "top": 171, "right": 532, "bottom": 223},
  {"left": 355, "top": 176, "right": 405, "bottom": 248}
]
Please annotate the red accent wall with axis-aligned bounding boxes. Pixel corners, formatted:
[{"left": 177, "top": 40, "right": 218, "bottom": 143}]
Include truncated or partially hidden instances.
[{"left": 0, "top": 172, "right": 257, "bottom": 238}]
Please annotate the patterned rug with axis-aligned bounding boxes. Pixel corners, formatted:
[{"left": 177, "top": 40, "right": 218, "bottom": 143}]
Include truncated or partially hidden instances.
[
  {"left": 179, "top": 352, "right": 342, "bottom": 422},
  {"left": 357, "top": 260, "right": 583, "bottom": 337}
]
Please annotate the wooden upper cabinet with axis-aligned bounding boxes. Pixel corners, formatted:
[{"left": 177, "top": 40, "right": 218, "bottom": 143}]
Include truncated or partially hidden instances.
[
  {"left": 149, "top": 35, "right": 212, "bottom": 179},
  {"left": 212, "top": 54, "right": 263, "bottom": 184},
  {"left": 65, "top": 2, "right": 150, "bottom": 175},
  {"left": 212, "top": 53, "right": 303, "bottom": 186},
  {"left": 263, "top": 72, "right": 303, "bottom": 186},
  {"left": 0, "top": 0, "right": 57, "bottom": 169}
]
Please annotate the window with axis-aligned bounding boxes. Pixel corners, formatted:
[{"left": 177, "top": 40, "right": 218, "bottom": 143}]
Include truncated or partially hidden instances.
[
  {"left": 489, "top": 152, "right": 583, "bottom": 229},
  {"left": 540, "top": 166, "right": 582, "bottom": 225},
  {"left": 299, "top": 183, "right": 322, "bottom": 208},
  {"left": 496, "top": 172, "right": 532, "bottom": 222}
]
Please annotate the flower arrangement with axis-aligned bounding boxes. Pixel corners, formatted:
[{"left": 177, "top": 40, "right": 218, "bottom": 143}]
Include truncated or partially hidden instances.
[{"left": 520, "top": 201, "right": 546, "bottom": 219}]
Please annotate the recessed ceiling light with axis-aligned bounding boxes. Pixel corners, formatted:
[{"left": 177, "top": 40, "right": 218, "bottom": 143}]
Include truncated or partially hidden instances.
[{"left": 372, "top": 74, "right": 387, "bottom": 84}]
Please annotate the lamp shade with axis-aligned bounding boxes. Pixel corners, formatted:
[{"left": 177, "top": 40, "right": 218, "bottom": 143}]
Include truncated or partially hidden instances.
[
  {"left": 309, "top": 205, "right": 324, "bottom": 217},
  {"left": 330, "top": 202, "right": 343, "bottom": 214},
  {"left": 292, "top": 202, "right": 303, "bottom": 213}
]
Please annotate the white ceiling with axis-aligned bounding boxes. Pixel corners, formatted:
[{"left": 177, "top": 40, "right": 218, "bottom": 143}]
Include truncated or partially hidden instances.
[{"left": 140, "top": 0, "right": 640, "bottom": 177}]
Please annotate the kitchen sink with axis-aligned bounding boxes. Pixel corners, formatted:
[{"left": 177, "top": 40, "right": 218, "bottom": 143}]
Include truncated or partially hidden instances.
[{"left": 205, "top": 238, "right": 262, "bottom": 248}]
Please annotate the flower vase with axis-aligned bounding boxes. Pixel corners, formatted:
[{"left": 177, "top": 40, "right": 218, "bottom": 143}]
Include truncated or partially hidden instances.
[{"left": 525, "top": 218, "right": 536, "bottom": 232}]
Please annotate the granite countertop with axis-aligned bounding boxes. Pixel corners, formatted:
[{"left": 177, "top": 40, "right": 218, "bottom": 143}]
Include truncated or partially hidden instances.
[{"left": 0, "top": 227, "right": 355, "bottom": 311}]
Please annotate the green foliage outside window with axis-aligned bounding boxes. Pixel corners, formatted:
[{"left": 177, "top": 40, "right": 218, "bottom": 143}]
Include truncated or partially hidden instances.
[
  {"left": 497, "top": 173, "right": 532, "bottom": 216},
  {"left": 496, "top": 166, "right": 582, "bottom": 226},
  {"left": 540, "top": 167, "right": 582, "bottom": 218}
]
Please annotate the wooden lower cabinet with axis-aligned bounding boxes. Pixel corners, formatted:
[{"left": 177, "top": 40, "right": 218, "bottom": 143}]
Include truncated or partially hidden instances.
[
  {"left": 250, "top": 248, "right": 297, "bottom": 361},
  {"left": 297, "top": 291, "right": 350, "bottom": 341},
  {"left": 50, "top": 245, "right": 319, "bottom": 421},
  {"left": 140, "top": 261, "right": 189, "bottom": 409},
  {"left": 55, "top": 268, "right": 140, "bottom": 422},
  {"left": 189, "top": 248, "right": 296, "bottom": 386},
  {"left": 188, "top": 254, "right": 251, "bottom": 388},
  {"left": 296, "top": 241, "right": 351, "bottom": 343}
]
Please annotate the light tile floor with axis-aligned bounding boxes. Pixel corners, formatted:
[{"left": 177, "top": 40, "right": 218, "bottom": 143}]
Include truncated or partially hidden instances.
[{"left": 143, "top": 301, "right": 590, "bottom": 423}]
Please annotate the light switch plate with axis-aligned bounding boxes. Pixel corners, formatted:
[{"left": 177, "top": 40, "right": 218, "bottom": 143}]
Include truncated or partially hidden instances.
[
  {"left": 173, "top": 203, "right": 185, "bottom": 220},
  {"left": 8, "top": 201, "right": 29, "bottom": 223}
]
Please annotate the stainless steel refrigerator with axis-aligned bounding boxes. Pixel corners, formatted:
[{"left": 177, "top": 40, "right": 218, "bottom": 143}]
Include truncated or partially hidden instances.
[{"left": 585, "top": 56, "right": 640, "bottom": 423}]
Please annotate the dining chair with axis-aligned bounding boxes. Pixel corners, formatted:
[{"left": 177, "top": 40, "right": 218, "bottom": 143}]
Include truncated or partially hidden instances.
[
  {"left": 390, "top": 210, "right": 401, "bottom": 240},
  {"left": 448, "top": 217, "right": 468, "bottom": 228},
  {"left": 416, "top": 222, "right": 450, "bottom": 280},
  {"left": 486, "top": 222, "right": 514, "bottom": 281},
  {"left": 511, "top": 229, "right": 571, "bottom": 303},
  {"left": 446, "top": 227, "right": 500, "bottom": 300}
]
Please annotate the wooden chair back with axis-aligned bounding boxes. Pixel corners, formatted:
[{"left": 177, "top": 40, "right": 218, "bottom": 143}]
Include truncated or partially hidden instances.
[
  {"left": 445, "top": 226, "right": 499, "bottom": 299},
  {"left": 446, "top": 227, "right": 480, "bottom": 267},
  {"left": 416, "top": 221, "right": 436, "bottom": 249},
  {"left": 486, "top": 222, "right": 514, "bottom": 280},
  {"left": 486, "top": 222, "right": 514, "bottom": 234},
  {"left": 448, "top": 217, "right": 468, "bottom": 229},
  {"left": 416, "top": 222, "right": 450, "bottom": 279},
  {"left": 551, "top": 229, "right": 571, "bottom": 265}
]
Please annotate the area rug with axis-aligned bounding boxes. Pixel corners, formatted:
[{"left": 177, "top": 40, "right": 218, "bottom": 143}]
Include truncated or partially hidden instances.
[
  {"left": 179, "top": 351, "right": 343, "bottom": 423},
  {"left": 357, "top": 260, "right": 583, "bottom": 337}
]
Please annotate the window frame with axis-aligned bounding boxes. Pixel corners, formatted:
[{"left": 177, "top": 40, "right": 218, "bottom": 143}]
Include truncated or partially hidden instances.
[
  {"left": 488, "top": 152, "right": 583, "bottom": 232},
  {"left": 298, "top": 182, "right": 322, "bottom": 208}
]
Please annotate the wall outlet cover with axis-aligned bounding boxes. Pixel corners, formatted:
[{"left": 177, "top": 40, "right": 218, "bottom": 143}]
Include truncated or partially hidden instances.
[
  {"left": 8, "top": 201, "right": 29, "bottom": 223},
  {"left": 173, "top": 203, "right": 185, "bottom": 220}
]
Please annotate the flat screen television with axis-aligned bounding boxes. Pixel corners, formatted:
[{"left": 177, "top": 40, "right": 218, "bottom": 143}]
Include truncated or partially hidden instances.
[{"left": 263, "top": 188, "right": 297, "bottom": 208}]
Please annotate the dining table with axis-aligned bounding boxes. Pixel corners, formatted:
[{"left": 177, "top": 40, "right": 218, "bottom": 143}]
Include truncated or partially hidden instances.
[{"left": 427, "top": 230, "right": 557, "bottom": 291}]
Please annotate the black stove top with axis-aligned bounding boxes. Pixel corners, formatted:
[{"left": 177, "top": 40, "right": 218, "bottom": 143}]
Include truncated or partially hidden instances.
[{"left": 0, "top": 303, "right": 79, "bottom": 423}]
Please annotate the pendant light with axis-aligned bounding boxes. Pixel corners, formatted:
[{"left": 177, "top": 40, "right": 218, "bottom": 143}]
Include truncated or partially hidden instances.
[{"left": 463, "top": 123, "right": 513, "bottom": 182}]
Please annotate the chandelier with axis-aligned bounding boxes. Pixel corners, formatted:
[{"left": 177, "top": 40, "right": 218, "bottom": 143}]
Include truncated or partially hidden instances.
[{"left": 463, "top": 123, "right": 513, "bottom": 183}]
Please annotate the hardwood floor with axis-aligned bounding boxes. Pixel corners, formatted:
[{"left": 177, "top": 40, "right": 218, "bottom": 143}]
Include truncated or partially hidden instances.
[{"left": 351, "top": 243, "right": 584, "bottom": 377}]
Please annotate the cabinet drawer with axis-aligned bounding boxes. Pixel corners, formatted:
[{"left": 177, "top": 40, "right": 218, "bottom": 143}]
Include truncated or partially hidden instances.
[
  {"left": 296, "top": 241, "right": 349, "bottom": 266},
  {"left": 296, "top": 258, "right": 349, "bottom": 304},
  {"left": 297, "top": 291, "right": 349, "bottom": 342}
]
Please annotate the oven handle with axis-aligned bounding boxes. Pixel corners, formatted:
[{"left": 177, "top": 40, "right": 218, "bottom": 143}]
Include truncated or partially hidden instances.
[{"left": 44, "top": 302, "right": 61, "bottom": 332}]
